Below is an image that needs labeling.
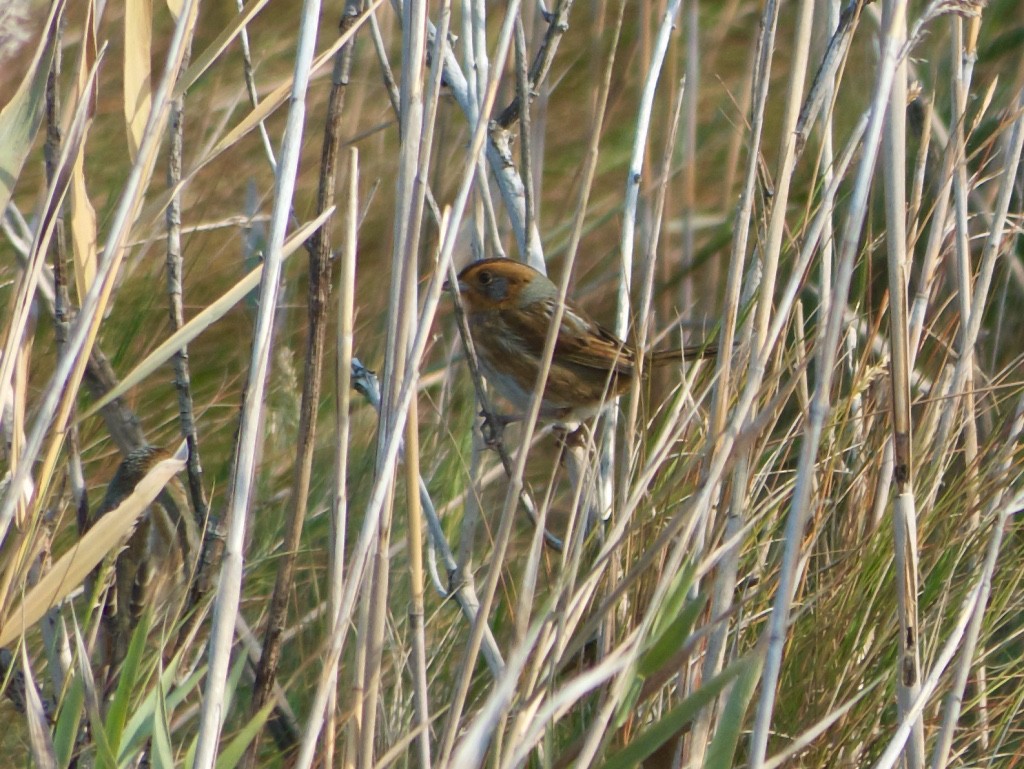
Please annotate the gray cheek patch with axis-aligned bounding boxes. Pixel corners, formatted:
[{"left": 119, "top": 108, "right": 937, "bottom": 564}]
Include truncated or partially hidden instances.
[{"left": 488, "top": 276, "right": 510, "bottom": 301}]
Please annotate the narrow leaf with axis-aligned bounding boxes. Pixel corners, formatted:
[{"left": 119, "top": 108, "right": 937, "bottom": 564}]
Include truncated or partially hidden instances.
[
  {"left": 703, "top": 649, "right": 764, "bottom": 769},
  {"left": 0, "top": 0, "right": 66, "bottom": 213},
  {"left": 21, "top": 645, "right": 59, "bottom": 769},
  {"left": 105, "top": 609, "right": 153, "bottom": 758},
  {"left": 150, "top": 672, "right": 175, "bottom": 769},
  {"left": 53, "top": 672, "right": 85, "bottom": 769},
  {"left": 123, "top": 0, "right": 153, "bottom": 160},
  {"left": 599, "top": 655, "right": 753, "bottom": 769}
]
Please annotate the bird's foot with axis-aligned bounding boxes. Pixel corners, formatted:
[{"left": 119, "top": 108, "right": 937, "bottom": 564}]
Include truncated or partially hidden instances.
[{"left": 480, "top": 410, "right": 518, "bottom": 448}]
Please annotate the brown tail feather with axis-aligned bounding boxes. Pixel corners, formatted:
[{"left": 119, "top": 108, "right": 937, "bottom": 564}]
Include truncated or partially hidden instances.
[{"left": 647, "top": 343, "right": 718, "bottom": 364}]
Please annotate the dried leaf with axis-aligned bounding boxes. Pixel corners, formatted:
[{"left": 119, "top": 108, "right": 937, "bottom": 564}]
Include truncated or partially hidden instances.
[
  {"left": 0, "top": 0, "right": 66, "bottom": 213},
  {"left": 124, "top": 0, "right": 153, "bottom": 161}
]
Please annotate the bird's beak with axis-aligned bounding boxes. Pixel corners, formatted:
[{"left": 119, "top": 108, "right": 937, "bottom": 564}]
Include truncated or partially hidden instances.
[{"left": 442, "top": 278, "right": 467, "bottom": 294}]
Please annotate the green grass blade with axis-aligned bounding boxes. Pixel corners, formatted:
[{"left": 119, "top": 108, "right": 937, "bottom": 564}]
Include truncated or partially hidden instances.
[
  {"left": 105, "top": 608, "right": 153, "bottom": 760},
  {"left": 600, "top": 654, "right": 752, "bottom": 769}
]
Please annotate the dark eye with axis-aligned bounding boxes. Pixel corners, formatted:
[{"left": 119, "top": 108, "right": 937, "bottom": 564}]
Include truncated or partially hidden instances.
[{"left": 478, "top": 270, "right": 492, "bottom": 285}]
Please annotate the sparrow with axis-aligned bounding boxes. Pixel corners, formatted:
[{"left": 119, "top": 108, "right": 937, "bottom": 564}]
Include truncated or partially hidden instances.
[{"left": 449, "top": 258, "right": 716, "bottom": 426}]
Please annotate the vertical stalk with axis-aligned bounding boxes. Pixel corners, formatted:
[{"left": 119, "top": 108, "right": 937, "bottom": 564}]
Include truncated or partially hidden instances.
[
  {"left": 881, "top": 4, "right": 924, "bottom": 765},
  {"left": 748, "top": 3, "right": 908, "bottom": 765},
  {"left": 193, "top": 0, "right": 320, "bottom": 763},
  {"left": 404, "top": 396, "right": 431, "bottom": 768},
  {"left": 360, "top": 0, "right": 427, "bottom": 759},
  {"left": 330, "top": 148, "right": 358, "bottom": 769},
  {"left": 242, "top": 7, "right": 355, "bottom": 763}
]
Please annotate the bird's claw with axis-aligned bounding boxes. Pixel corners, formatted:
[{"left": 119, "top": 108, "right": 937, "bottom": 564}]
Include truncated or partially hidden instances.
[{"left": 480, "top": 410, "right": 514, "bottom": 448}]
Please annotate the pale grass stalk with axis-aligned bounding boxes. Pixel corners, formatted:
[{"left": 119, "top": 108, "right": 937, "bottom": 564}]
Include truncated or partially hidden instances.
[
  {"left": 192, "top": 0, "right": 321, "bottom": 763},
  {"left": 360, "top": 0, "right": 429, "bottom": 759},
  {"left": 512, "top": 15, "right": 535, "bottom": 259},
  {"left": 466, "top": 0, "right": 490, "bottom": 260},
  {"left": 298, "top": 6, "right": 519, "bottom": 755},
  {"left": 405, "top": 395, "right": 430, "bottom": 769},
  {"left": 457, "top": 0, "right": 485, "bottom": 261},
  {"left": 504, "top": 639, "right": 633, "bottom": 767},
  {"left": 941, "top": 30, "right": 991, "bottom": 745},
  {"left": 0, "top": 0, "right": 195, "bottom": 547},
  {"left": 947, "top": 15, "right": 981, "bottom": 537},
  {"left": 402, "top": 4, "right": 452, "bottom": 763},
  {"left": 705, "top": 0, "right": 777, "bottom": 509},
  {"left": 624, "top": 76, "right": 686, "bottom": 505},
  {"left": 447, "top": 616, "right": 546, "bottom": 769},
  {"left": 695, "top": 4, "right": 779, "bottom": 753},
  {"left": 930, "top": 395, "right": 1024, "bottom": 769},
  {"left": 605, "top": 0, "right": 682, "bottom": 523},
  {"left": 817, "top": 0, "right": 840, "bottom": 333},
  {"left": 871, "top": 487, "right": 1024, "bottom": 769},
  {"left": 407, "top": 5, "right": 451, "bottom": 755},
  {"left": 751, "top": 0, "right": 814, "bottom": 353},
  {"left": 881, "top": 2, "right": 925, "bottom": 765},
  {"left": 928, "top": 93, "right": 1024, "bottom": 500},
  {"left": 350, "top": 360, "right": 504, "bottom": 675},
  {"left": 245, "top": 6, "right": 360, "bottom": 761},
  {"left": 470, "top": 0, "right": 488, "bottom": 100},
  {"left": 347, "top": 567, "right": 370, "bottom": 769},
  {"left": 907, "top": 97, "right": 933, "bottom": 249},
  {"left": 761, "top": 680, "right": 882, "bottom": 769},
  {"left": 324, "top": 59, "right": 359, "bottom": 769},
  {"left": 679, "top": 0, "right": 698, "bottom": 314},
  {"left": 747, "top": 2, "right": 908, "bottom": 762}
]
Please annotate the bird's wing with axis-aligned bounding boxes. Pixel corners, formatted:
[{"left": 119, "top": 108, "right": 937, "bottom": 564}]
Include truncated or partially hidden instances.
[{"left": 503, "top": 298, "right": 636, "bottom": 377}]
